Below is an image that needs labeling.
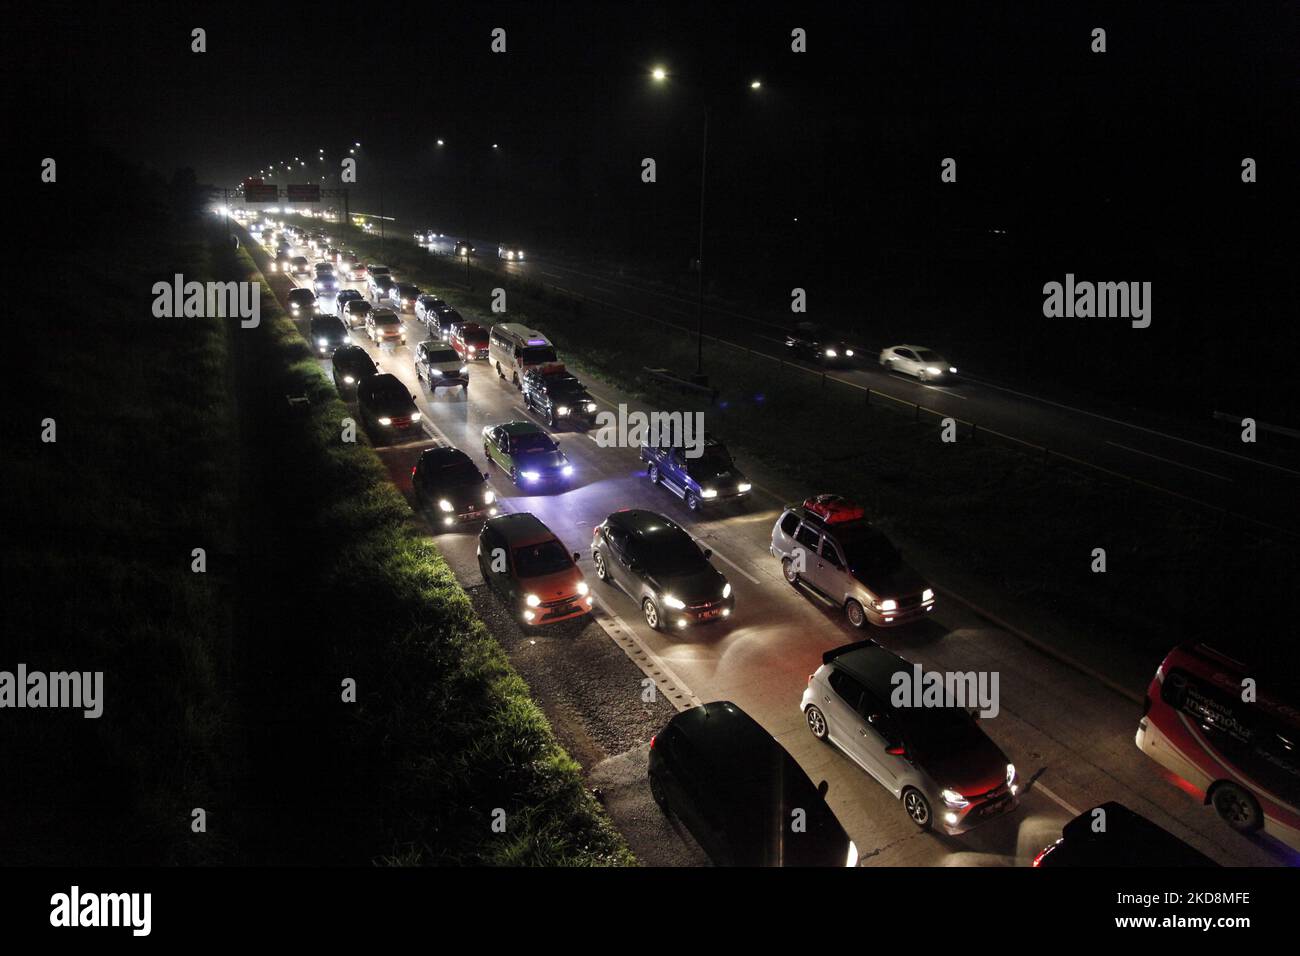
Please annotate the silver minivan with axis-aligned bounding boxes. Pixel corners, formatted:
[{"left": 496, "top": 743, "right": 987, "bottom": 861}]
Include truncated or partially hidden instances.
[{"left": 770, "top": 501, "right": 934, "bottom": 628}]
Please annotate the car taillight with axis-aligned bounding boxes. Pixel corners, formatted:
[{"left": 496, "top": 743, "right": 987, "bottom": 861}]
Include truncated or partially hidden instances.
[
  {"left": 649, "top": 734, "right": 656, "bottom": 750},
  {"left": 411, "top": 466, "right": 418, "bottom": 477}
]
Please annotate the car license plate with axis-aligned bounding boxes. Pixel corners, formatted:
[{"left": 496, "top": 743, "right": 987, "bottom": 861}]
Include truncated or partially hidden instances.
[
  {"left": 699, "top": 608, "right": 721, "bottom": 620},
  {"left": 977, "top": 796, "right": 1010, "bottom": 818}
]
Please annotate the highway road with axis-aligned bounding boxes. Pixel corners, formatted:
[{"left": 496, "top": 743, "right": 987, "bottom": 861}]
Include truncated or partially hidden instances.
[
  {"left": 257, "top": 227, "right": 1293, "bottom": 867},
  {"left": 408, "top": 230, "right": 1300, "bottom": 536}
]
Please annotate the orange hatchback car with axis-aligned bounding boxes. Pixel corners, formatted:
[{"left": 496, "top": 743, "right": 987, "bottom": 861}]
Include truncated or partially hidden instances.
[{"left": 477, "top": 513, "right": 593, "bottom": 625}]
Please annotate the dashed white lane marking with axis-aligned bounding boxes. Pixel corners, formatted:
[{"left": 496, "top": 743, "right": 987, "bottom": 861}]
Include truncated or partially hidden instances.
[
  {"left": 703, "top": 544, "right": 761, "bottom": 586},
  {"left": 1033, "top": 782, "right": 1082, "bottom": 817},
  {"left": 1106, "top": 440, "right": 1233, "bottom": 482}
]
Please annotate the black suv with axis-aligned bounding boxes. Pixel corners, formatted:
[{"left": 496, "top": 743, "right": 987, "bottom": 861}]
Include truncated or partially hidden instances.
[
  {"left": 412, "top": 446, "right": 496, "bottom": 527},
  {"left": 309, "top": 315, "right": 349, "bottom": 356},
  {"left": 591, "top": 509, "right": 733, "bottom": 631},
  {"left": 331, "top": 344, "right": 378, "bottom": 396},
  {"left": 648, "top": 701, "right": 856, "bottom": 867},
  {"left": 356, "top": 373, "right": 422, "bottom": 444},
  {"left": 287, "top": 287, "right": 317, "bottom": 316},
  {"left": 521, "top": 367, "right": 598, "bottom": 429}
]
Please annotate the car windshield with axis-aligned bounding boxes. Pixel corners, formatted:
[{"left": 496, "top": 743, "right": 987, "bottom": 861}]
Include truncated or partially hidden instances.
[
  {"left": 375, "top": 314, "right": 400, "bottom": 326},
  {"left": 834, "top": 525, "right": 903, "bottom": 573},
  {"left": 522, "top": 346, "right": 558, "bottom": 365},
  {"left": 634, "top": 528, "right": 708, "bottom": 575},
  {"left": 512, "top": 432, "right": 557, "bottom": 454},
  {"left": 463, "top": 328, "right": 488, "bottom": 343},
  {"left": 688, "top": 447, "right": 735, "bottom": 475},
  {"left": 513, "top": 540, "right": 572, "bottom": 578},
  {"left": 371, "top": 383, "right": 409, "bottom": 404},
  {"left": 432, "top": 458, "right": 482, "bottom": 486},
  {"left": 424, "top": 347, "right": 459, "bottom": 363},
  {"left": 914, "top": 348, "right": 941, "bottom": 362},
  {"left": 347, "top": 302, "right": 370, "bottom": 312}
]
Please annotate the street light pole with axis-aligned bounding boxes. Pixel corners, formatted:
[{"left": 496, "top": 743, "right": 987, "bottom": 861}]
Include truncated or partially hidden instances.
[{"left": 694, "top": 104, "right": 710, "bottom": 383}]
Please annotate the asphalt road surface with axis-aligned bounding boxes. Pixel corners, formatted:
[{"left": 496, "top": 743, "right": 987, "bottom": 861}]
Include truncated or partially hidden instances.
[{"left": 256, "top": 229, "right": 1293, "bottom": 867}]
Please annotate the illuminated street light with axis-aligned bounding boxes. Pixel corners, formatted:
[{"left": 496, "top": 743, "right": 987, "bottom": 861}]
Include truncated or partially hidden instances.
[
  {"left": 750, "top": 79, "right": 762, "bottom": 89},
  {"left": 652, "top": 66, "right": 667, "bottom": 81},
  {"left": 436, "top": 139, "right": 445, "bottom": 146}
]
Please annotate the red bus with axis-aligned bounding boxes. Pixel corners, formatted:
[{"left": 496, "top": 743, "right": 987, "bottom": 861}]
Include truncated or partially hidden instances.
[{"left": 1136, "top": 643, "right": 1300, "bottom": 853}]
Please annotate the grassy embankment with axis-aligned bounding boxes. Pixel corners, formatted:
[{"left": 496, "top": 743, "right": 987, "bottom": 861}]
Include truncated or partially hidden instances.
[{"left": 228, "top": 235, "right": 631, "bottom": 865}]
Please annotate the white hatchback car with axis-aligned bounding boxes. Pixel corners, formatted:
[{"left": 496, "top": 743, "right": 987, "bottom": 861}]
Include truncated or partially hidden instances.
[
  {"left": 802, "top": 641, "right": 1019, "bottom": 834},
  {"left": 879, "top": 345, "right": 957, "bottom": 383}
]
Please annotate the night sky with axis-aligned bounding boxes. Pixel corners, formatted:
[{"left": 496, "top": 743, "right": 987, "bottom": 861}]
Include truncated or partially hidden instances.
[{"left": 15, "top": 0, "right": 1300, "bottom": 414}]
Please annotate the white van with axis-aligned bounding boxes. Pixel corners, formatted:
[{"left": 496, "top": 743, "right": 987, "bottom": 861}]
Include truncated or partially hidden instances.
[{"left": 489, "top": 323, "right": 561, "bottom": 387}]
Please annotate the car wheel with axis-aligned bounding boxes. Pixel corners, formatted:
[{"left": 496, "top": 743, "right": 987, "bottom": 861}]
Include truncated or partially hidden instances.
[
  {"left": 512, "top": 371, "right": 520, "bottom": 390},
  {"left": 903, "top": 788, "right": 933, "bottom": 829},
  {"left": 685, "top": 492, "right": 700, "bottom": 511},
  {"left": 916, "top": 368, "right": 927, "bottom": 383},
  {"left": 649, "top": 770, "right": 669, "bottom": 812},
  {"left": 594, "top": 551, "right": 609, "bottom": 582},
  {"left": 496, "top": 362, "right": 505, "bottom": 379},
  {"left": 781, "top": 558, "right": 799, "bottom": 585},
  {"left": 805, "top": 705, "right": 829, "bottom": 741},
  {"left": 547, "top": 409, "right": 555, "bottom": 427},
  {"left": 845, "top": 599, "right": 867, "bottom": 628},
  {"left": 483, "top": 446, "right": 493, "bottom": 466},
  {"left": 648, "top": 464, "right": 660, "bottom": 485},
  {"left": 642, "top": 597, "right": 662, "bottom": 631},
  {"left": 1210, "top": 782, "right": 1263, "bottom": 832}
]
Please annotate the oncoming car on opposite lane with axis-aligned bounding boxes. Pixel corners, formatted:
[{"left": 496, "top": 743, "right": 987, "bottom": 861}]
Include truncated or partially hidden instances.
[{"left": 879, "top": 344, "right": 958, "bottom": 383}]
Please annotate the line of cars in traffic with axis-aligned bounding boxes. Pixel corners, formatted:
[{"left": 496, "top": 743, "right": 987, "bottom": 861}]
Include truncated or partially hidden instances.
[{"left": 260, "top": 216, "right": 1285, "bottom": 867}]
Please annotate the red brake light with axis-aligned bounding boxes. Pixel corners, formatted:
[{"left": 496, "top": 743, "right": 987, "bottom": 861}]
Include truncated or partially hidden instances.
[
  {"left": 649, "top": 734, "right": 656, "bottom": 750},
  {"left": 411, "top": 466, "right": 417, "bottom": 476}
]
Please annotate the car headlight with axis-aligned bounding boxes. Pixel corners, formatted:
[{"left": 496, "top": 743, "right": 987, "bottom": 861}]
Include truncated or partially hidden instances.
[
  {"left": 577, "top": 581, "right": 589, "bottom": 596},
  {"left": 556, "top": 405, "right": 570, "bottom": 416},
  {"left": 520, "top": 470, "right": 540, "bottom": 480},
  {"left": 700, "top": 488, "right": 718, "bottom": 498},
  {"left": 1007, "top": 764, "right": 1016, "bottom": 788},
  {"left": 525, "top": 593, "right": 541, "bottom": 607},
  {"left": 825, "top": 348, "right": 838, "bottom": 357},
  {"left": 430, "top": 368, "right": 442, "bottom": 376},
  {"left": 922, "top": 588, "right": 934, "bottom": 603},
  {"left": 584, "top": 402, "right": 597, "bottom": 413},
  {"left": 459, "top": 366, "right": 468, "bottom": 375},
  {"left": 949, "top": 366, "right": 957, "bottom": 373},
  {"left": 484, "top": 491, "right": 495, "bottom": 505},
  {"left": 662, "top": 595, "right": 686, "bottom": 610},
  {"left": 941, "top": 789, "right": 970, "bottom": 808},
  {"left": 722, "top": 582, "right": 731, "bottom": 599},
  {"left": 878, "top": 598, "right": 897, "bottom": 611},
  {"left": 737, "top": 482, "right": 752, "bottom": 493},
  {"left": 561, "top": 465, "right": 573, "bottom": 476},
  {"left": 927, "top": 366, "right": 941, "bottom": 375},
  {"left": 846, "top": 841, "right": 858, "bottom": 868},
  {"left": 438, "top": 499, "right": 453, "bottom": 512},
  {"left": 317, "top": 337, "right": 328, "bottom": 346},
  {"left": 410, "top": 411, "right": 421, "bottom": 422},
  {"left": 343, "top": 375, "right": 355, "bottom": 384},
  {"left": 845, "top": 349, "right": 854, "bottom": 356},
  {"left": 378, "top": 417, "right": 392, "bottom": 426}
]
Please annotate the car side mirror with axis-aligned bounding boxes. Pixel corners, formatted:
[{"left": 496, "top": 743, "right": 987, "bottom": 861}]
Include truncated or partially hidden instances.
[
  {"left": 702, "top": 548, "right": 713, "bottom": 560},
  {"left": 483, "top": 472, "right": 490, "bottom": 481},
  {"left": 410, "top": 394, "right": 417, "bottom": 402},
  {"left": 817, "top": 780, "right": 829, "bottom": 799}
]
